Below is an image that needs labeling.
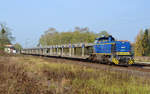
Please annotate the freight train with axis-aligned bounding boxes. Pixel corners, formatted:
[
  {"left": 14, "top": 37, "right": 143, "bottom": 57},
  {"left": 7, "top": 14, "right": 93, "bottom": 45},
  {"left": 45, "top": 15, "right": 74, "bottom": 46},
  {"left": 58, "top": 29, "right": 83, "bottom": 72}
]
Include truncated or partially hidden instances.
[{"left": 22, "top": 36, "right": 134, "bottom": 65}]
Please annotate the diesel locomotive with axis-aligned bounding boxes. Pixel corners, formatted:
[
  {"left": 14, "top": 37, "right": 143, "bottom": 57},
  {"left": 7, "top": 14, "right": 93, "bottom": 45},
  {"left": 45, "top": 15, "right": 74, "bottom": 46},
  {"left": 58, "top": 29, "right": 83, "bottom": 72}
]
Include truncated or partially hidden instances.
[{"left": 89, "top": 36, "right": 134, "bottom": 65}]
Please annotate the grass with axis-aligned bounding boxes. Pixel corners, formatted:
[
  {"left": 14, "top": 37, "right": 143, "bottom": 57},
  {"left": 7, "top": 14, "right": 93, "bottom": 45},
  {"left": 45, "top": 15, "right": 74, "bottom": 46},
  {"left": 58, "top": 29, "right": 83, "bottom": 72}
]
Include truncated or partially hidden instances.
[
  {"left": 135, "top": 56, "right": 150, "bottom": 62},
  {"left": 0, "top": 55, "right": 150, "bottom": 94}
]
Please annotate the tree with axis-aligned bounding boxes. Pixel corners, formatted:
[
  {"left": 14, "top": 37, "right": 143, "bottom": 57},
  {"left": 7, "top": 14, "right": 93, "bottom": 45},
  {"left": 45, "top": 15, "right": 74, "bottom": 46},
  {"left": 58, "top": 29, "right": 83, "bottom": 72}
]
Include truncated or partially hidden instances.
[
  {"left": 98, "top": 31, "right": 110, "bottom": 37},
  {"left": 0, "top": 24, "right": 14, "bottom": 50},
  {"left": 14, "top": 43, "right": 22, "bottom": 51},
  {"left": 0, "top": 28, "right": 10, "bottom": 44},
  {"left": 39, "top": 27, "right": 58, "bottom": 46},
  {"left": 134, "top": 30, "right": 144, "bottom": 56},
  {"left": 142, "top": 29, "right": 149, "bottom": 56},
  {"left": 39, "top": 27, "right": 98, "bottom": 46}
]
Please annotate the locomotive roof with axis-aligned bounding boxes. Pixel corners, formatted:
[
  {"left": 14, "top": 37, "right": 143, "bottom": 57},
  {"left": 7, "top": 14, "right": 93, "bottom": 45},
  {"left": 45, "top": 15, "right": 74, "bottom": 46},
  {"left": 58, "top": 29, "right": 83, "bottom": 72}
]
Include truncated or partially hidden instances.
[{"left": 96, "top": 36, "right": 115, "bottom": 41}]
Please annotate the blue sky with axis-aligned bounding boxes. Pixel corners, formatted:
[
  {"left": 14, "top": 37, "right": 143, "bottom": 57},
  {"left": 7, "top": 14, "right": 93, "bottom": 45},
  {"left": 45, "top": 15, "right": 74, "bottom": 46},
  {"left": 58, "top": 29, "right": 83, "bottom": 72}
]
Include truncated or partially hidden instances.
[{"left": 0, "top": 0, "right": 150, "bottom": 47}]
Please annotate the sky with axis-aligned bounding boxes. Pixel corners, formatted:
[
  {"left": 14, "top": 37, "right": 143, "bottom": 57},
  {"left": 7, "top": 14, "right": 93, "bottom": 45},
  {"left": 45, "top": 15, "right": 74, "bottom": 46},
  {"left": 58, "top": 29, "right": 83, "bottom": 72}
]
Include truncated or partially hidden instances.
[{"left": 0, "top": 0, "right": 150, "bottom": 47}]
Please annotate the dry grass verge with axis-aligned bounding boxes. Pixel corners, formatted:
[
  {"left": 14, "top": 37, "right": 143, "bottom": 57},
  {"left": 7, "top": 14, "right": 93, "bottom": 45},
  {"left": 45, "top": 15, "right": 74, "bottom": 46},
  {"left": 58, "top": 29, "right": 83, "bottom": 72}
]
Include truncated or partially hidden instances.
[
  {"left": 0, "top": 56, "right": 150, "bottom": 94},
  {"left": 135, "top": 56, "right": 150, "bottom": 62}
]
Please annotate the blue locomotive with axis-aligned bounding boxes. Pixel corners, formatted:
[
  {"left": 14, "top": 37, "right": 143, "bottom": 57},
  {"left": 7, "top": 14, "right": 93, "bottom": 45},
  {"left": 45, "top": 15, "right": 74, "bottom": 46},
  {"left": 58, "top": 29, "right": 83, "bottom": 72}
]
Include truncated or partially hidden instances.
[{"left": 89, "top": 36, "right": 134, "bottom": 65}]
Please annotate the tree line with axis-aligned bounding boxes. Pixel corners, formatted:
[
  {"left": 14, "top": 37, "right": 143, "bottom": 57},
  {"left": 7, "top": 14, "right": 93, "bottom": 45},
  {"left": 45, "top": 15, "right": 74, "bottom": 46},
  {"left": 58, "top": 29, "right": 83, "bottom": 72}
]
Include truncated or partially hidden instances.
[
  {"left": 134, "top": 29, "right": 150, "bottom": 56},
  {"left": 38, "top": 27, "right": 109, "bottom": 46},
  {"left": 39, "top": 27, "right": 150, "bottom": 57}
]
